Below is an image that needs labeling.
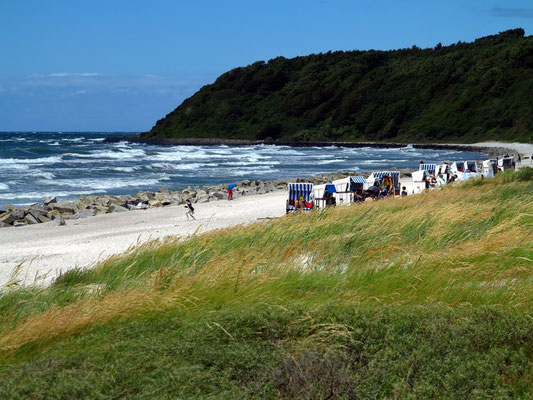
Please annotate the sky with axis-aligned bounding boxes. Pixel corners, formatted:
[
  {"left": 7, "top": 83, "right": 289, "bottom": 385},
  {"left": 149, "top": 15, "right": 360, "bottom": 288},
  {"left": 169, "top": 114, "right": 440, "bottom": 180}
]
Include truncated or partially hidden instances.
[{"left": 1, "top": 0, "right": 533, "bottom": 132}]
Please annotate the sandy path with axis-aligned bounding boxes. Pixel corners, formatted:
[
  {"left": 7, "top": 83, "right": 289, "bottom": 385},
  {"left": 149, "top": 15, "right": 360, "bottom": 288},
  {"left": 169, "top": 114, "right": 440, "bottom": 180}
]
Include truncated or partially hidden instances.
[
  {"left": 0, "top": 191, "right": 287, "bottom": 287},
  {"left": 463, "top": 142, "right": 533, "bottom": 157}
]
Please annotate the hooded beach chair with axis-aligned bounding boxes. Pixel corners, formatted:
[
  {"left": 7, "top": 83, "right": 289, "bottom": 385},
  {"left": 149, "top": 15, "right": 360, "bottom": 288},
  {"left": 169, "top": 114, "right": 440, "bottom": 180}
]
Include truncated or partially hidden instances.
[
  {"left": 314, "top": 184, "right": 337, "bottom": 209},
  {"left": 332, "top": 175, "right": 367, "bottom": 204},
  {"left": 367, "top": 171, "right": 400, "bottom": 195},
  {"left": 287, "top": 183, "right": 314, "bottom": 213}
]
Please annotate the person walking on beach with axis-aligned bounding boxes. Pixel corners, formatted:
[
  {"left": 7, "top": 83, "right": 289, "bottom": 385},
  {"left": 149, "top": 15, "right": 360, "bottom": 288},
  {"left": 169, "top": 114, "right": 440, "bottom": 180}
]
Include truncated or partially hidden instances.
[{"left": 185, "top": 199, "right": 195, "bottom": 220}]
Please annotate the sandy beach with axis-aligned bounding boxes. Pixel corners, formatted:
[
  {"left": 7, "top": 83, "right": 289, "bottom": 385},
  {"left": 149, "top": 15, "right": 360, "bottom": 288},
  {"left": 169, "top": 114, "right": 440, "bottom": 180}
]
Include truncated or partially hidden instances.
[
  {"left": 1, "top": 141, "right": 531, "bottom": 287},
  {"left": 0, "top": 191, "right": 287, "bottom": 286}
]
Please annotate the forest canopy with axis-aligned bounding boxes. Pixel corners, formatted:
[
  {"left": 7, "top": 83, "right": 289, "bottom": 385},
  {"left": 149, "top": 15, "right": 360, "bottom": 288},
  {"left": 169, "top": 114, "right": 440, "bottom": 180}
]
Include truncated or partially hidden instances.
[{"left": 143, "top": 29, "right": 533, "bottom": 143}]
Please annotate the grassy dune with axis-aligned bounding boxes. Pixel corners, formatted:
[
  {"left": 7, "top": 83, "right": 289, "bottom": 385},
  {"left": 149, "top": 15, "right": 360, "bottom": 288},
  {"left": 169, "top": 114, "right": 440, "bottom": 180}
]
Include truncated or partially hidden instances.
[{"left": 0, "top": 169, "right": 532, "bottom": 398}]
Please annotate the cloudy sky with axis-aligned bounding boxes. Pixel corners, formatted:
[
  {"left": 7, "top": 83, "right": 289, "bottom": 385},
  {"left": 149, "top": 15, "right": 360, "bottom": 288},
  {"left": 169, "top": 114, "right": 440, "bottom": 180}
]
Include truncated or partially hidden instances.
[{"left": 1, "top": 0, "right": 533, "bottom": 131}]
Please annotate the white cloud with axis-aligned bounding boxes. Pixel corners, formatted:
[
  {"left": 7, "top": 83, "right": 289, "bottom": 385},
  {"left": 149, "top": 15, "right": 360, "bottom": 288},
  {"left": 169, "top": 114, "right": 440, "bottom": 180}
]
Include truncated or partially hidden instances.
[
  {"left": 144, "top": 74, "right": 167, "bottom": 79},
  {"left": 47, "top": 72, "right": 103, "bottom": 78}
]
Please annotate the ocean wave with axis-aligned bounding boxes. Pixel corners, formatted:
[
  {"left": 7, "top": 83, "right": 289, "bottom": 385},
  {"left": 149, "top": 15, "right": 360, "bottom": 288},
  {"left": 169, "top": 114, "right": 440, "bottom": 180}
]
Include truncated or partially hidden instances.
[
  {"left": 26, "top": 171, "right": 56, "bottom": 179},
  {"left": 315, "top": 159, "right": 347, "bottom": 165},
  {"left": 64, "top": 149, "right": 146, "bottom": 160},
  {"left": 36, "top": 177, "right": 165, "bottom": 190},
  {"left": 0, "top": 156, "right": 62, "bottom": 166},
  {"left": 148, "top": 162, "right": 219, "bottom": 171},
  {"left": 0, "top": 183, "right": 9, "bottom": 190},
  {"left": 0, "top": 189, "right": 103, "bottom": 201}
]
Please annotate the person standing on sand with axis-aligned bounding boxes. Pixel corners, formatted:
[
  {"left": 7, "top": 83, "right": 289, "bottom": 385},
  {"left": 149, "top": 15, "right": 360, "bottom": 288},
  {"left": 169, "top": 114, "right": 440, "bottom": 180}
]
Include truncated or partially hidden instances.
[{"left": 185, "top": 199, "right": 195, "bottom": 220}]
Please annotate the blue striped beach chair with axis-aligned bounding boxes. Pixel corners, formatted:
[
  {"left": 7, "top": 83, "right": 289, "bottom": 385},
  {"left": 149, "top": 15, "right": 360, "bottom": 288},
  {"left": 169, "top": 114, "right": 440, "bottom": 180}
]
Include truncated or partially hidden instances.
[
  {"left": 287, "top": 183, "right": 314, "bottom": 213},
  {"left": 367, "top": 171, "right": 401, "bottom": 195},
  {"left": 419, "top": 164, "right": 437, "bottom": 174}
]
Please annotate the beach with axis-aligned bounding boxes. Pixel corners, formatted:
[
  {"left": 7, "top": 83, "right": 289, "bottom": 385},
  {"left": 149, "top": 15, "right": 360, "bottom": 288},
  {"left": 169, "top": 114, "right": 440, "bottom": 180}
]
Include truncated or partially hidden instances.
[
  {"left": 0, "top": 191, "right": 289, "bottom": 286},
  {"left": 1, "top": 141, "right": 531, "bottom": 287}
]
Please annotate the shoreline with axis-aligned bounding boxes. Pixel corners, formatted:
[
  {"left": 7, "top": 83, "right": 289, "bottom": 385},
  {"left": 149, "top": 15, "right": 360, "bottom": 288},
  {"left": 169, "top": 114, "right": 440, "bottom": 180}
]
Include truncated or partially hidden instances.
[{"left": 104, "top": 136, "right": 531, "bottom": 158}]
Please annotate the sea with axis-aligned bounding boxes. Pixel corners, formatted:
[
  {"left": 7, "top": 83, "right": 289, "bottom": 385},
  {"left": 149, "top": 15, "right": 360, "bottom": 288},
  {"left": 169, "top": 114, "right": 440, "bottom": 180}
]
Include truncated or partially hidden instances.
[{"left": 0, "top": 132, "right": 487, "bottom": 207}]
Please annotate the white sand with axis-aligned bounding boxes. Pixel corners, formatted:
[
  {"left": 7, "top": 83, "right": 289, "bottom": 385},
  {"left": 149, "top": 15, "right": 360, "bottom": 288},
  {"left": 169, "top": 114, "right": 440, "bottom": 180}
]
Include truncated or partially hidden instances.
[
  {"left": 0, "top": 191, "right": 287, "bottom": 287},
  {"left": 2, "top": 141, "right": 531, "bottom": 288},
  {"left": 460, "top": 142, "right": 533, "bottom": 157}
]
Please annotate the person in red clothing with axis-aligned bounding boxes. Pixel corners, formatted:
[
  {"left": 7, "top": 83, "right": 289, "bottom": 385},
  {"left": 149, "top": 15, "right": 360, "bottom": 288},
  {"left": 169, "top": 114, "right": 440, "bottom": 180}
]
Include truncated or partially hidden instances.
[{"left": 227, "top": 184, "right": 236, "bottom": 200}]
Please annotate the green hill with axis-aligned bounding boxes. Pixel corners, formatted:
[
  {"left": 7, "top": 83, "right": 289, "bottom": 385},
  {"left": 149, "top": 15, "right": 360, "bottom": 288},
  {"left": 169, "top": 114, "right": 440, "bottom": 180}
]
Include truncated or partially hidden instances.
[
  {"left": 143, "top": 28, "right": 533, "bottom": 143},
  {"left": 1, "top": 169, "right": 532, "bottom": 398}
]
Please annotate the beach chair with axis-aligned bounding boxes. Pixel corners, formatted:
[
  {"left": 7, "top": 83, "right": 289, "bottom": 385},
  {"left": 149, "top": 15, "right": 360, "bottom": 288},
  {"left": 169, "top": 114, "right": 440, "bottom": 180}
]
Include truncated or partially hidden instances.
[
  {"left": 367, "top": 171, "right": 400, "bottom": 196},
  {"left": 412, "top": 164, "right": 436, "bottom": 183},
  {"left": 287, "top": 183, "right": 314, "bottom": 213},
  {"left": 332, "top": 175, "right": 366, "bottom": 204},
  {"left": 451, "top": 161, "right": 481, "bottom": 181},
  {"left": 314, "top": 184, "right": 337, "bottom": 209}
]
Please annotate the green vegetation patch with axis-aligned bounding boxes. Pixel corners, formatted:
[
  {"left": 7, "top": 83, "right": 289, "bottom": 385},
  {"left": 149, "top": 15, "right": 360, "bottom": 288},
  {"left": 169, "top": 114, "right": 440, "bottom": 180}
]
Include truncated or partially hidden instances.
[
  {"left": 0, "top": 172, "right": 532, "bottom": 397},
  {"left": 0, "top": 306, "right": 531, "bottom": 399}
]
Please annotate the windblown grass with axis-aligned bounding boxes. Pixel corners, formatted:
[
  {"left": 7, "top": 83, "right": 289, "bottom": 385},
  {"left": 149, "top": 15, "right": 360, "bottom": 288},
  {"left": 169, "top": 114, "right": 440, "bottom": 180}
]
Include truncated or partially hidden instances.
[{"left": 0, "top": 169, "right": 532, "bottom": 398}]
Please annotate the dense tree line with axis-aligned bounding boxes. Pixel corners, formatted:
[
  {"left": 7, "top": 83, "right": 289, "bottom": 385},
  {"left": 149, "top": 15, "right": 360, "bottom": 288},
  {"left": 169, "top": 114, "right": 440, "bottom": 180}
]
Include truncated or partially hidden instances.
[{"left": 143, "top": 29, "right": 533, "bottom": 143}]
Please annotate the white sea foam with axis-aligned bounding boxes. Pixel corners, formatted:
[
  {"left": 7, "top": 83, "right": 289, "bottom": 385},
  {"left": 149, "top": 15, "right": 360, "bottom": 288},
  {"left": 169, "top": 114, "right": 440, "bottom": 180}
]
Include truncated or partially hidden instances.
[
  {"left": 0, "top": 190, "right": 102, "bottom": 200},
  {"left": 0, "top": 156, "right": 62, "bottom": 166},
  {"left": 65, "top": 149, "right": 146, "bottom": 160},
  {"left": 0, "top": 183, "right": 9, "bottom": 190},
  {"left": 149, "top": 162, "right": 218, "bottom": 171},
  {"left": 316, "top": 159, "right": 346, "bottom": 165},
  {"left": 37, "top": 177, "right": 164, "bottom": 190},
  {"left": 27, "top": 171, "right": 56, "bottom": 179}
]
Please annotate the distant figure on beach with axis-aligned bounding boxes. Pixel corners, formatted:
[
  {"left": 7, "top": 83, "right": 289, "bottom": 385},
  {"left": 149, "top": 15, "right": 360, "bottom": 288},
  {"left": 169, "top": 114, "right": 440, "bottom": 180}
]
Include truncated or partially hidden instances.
[
  {"left": 401, "top": 186, "right": 408, "bottom": 197},
  {"left": 185, "top": 199, "right": 195, "bottom": 220},
  {"left": 420, "top": 160, "right": 424, "bottom": 166},
  {"left": 437, "top": 174, "right": 446, "bottom": 186},
  {"left": 227, "top": 184, "right": 236, "bottom": 200},
  {"left": 448, "top": 174, "right": 458, "bottom": 183}
]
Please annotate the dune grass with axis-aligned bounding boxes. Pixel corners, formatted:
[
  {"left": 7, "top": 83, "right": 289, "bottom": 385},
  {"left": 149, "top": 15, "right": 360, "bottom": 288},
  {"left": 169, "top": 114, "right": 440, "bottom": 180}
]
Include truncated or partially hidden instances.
[{"left": 0, "top": 169, "right": 532, "bottom": 398}]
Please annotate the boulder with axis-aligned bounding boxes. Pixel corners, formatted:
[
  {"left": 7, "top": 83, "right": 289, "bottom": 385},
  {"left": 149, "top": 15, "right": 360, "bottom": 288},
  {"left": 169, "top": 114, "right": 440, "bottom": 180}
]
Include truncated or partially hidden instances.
[
  {"left": 28, "top": 209, "right": 47, "bottom": 220},
  {"left": 93, "top": 205, "right": 109, "bottom": 214},
  {"left": 110, "top": 204, "right": 129, "bottom": 213},
  {"left": 24, "top": 214, "right": 39, "bottom": 225},
  {"left": 212, "top": 192, "right": 225, "bottom": 200},
  {"left": 148, "top": 200, "right": 163, "bottom": 207},
  {"left": 195, "top": 190, "right": 208, "bottom": 198},
  {"left": 0, "top": 222, "right": 10, "bottom": 228},
  {"left": 50, "top": 201, "right": 78, "bottom": 214},
  {"left": 55, "top": 216, "right": 66, "bottom": 226},
  {"left": 48, "top": 210, "right": 60, "bottom": 219},
  {"left": 44, "top": 196, "right": 57, "bottom": 205},
  {"left": 0, "top": 212, "right": 14, "bottom": 225},
  {"left": 37, "top": 215, "right": 51, "bottom": 223},
  {"left": 13, "top": 222, "right": 26, "bottom": 227},
  {"left": 76, "top": 209, "right": 96, "bottom": 219},
  {"left": 12, "top": 209, "right": 25, "bottom": 220}
]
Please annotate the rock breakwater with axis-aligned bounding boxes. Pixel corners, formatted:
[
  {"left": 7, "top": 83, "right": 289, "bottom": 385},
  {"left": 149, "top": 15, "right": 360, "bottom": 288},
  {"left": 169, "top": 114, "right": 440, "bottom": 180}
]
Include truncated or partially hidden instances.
[{"left": 0, "top": 172, "right": 356, "bottom": 228}]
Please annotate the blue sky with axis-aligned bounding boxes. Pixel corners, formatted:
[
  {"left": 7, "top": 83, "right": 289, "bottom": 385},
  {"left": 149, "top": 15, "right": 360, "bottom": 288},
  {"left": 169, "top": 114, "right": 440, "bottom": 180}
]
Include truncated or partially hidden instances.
[{"left": 1, "top": 0, "right": 532, "bottom": 132}]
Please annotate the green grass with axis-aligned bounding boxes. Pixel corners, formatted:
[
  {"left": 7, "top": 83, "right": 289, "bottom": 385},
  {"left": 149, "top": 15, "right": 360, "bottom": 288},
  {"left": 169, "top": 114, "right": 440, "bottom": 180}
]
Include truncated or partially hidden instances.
[{"left": 0, "top": 169, "right": 532, "bottom": 398}]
